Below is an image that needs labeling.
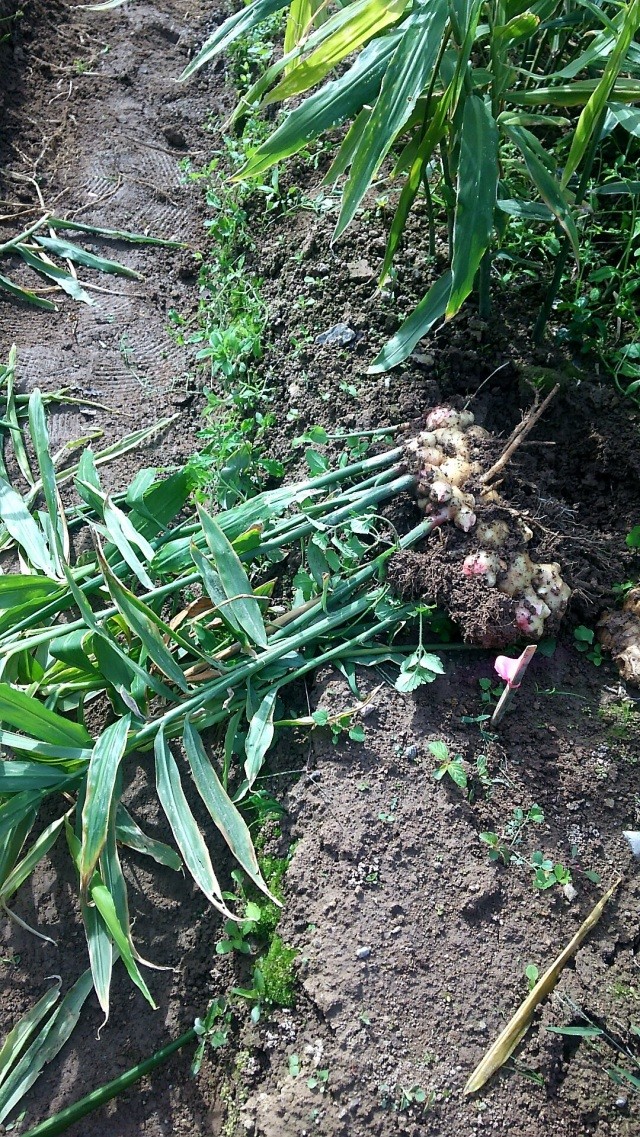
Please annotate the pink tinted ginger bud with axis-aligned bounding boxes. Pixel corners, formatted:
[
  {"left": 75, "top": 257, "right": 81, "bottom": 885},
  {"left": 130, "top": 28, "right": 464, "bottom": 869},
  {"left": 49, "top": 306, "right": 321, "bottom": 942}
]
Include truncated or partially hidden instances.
[
  {"left": 462, "top": 551, "right": 500, "bottom": 586},
  {"left": 515, "top": 604, "right": 546, "bottom": 637}
]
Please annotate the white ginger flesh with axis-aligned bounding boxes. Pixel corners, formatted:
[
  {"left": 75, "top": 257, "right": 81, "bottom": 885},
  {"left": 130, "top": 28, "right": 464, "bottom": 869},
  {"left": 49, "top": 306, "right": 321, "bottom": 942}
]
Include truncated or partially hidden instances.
[
  {"left": 404, "top": 406, "right": 572, "bottom": 642},
  {"left": 407, "top": 406, "right": 486, "bottom": 532}
]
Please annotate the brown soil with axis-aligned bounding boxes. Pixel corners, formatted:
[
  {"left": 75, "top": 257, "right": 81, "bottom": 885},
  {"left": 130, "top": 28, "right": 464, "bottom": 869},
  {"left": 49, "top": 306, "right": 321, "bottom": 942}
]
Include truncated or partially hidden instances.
[{"left": 1, "top": 4, "right": 639, "bottom": 1137}]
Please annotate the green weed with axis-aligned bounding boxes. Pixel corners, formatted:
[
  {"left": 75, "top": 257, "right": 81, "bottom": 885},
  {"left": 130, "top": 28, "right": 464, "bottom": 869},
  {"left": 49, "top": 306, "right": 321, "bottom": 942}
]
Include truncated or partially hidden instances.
[
  {"left": 429, "top": 740, "right": 468, "bottom": 789},
  {"left": 480, "top": 804, "right": 572, "bottom": 891},
  {"left": 525, "top": 963, "right": 539, "bottom": 991},
  {"left": 573, "top": 625, "right": 604, "bottom": 666},
  {"left": 479, "top": 676, "right": 504, "bottom": 704}
]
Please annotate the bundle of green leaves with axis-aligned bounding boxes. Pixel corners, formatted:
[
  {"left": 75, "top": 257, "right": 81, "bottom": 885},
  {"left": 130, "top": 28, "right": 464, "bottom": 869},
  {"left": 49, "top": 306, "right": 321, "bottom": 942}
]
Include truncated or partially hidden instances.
[{"left": 181, "top": 0, "right": 640, "bottom": 368}]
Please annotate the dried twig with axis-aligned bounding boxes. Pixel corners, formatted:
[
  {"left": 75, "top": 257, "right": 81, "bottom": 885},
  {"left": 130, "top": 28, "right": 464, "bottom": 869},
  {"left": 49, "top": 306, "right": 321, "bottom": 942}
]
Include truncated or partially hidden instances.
[
  {"left": 481, "top": 384, "right": 560, "bottom": 487},
  {"left": 464, "top": 877, "right": 622, "bottom": 1094}
]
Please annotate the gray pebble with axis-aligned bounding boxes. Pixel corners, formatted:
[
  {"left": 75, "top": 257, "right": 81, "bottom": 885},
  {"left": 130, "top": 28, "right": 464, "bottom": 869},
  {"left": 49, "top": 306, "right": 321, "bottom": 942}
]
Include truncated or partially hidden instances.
[
  {"left": 315, "top": 322, "right": 356, "bottom": 347},
  {"left": 356, "top": 946, "right": 371, "bottom": 960}
]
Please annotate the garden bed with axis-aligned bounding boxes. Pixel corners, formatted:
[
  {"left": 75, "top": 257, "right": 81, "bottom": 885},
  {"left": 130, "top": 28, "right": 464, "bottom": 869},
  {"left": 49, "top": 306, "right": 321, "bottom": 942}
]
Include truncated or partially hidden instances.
[{"left": 0, "top": 2, "right": 639, "bottom": 1136}]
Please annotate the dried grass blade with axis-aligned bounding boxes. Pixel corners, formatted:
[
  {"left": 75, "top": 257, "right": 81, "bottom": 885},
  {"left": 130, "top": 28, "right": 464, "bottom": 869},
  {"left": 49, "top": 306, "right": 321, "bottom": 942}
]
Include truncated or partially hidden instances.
[
  {"left": 464, "top": 878, "right": 622, "bottom": 1094},
  {"left": 5, "top": 346, "right": 34, "bottom": 485}
]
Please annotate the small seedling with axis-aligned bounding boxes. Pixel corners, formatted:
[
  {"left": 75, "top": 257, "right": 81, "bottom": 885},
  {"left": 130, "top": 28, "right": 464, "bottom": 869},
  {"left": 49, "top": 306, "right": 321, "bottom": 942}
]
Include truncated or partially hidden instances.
[
  {"left": 398, "top": 1084, "right": 432, "bottom": 1111},
  {"left": 191, "top": 999, "right": 231, "bottom": 1075},
  {"left": 289, "top": 1053, "right": 301, "bottom": 1077},
  {"left": 307, "top": 1068, "right": 329, "bottom": 1091},
  {"left": 470, "top": 753, "right": 494, "bottom": 800},
  {"left": 530, "top": 852, "right": 572, "bottom": 890},
  {"left": 480, "top": 805, "right": 570, "bottom": 890},
  {"left": 429, "top": 740, "right": 467, "bottom": 789},
  {"left": 509, "top": 1060, "right": 545, "bottom": 1087},
  {"left": 378, "top": 797, "right": 398, "bottom": 823},
  {"left": 479, "top": 677, "right": 503, "bottom": 704},
  {"left": 547, "top": 997, "right": 640, "bottom": 1094},
  {"left": 232, "top": 966, "right": 266, "bottom": 1024},
  {"left": 504, "top": 804, "right": 545, "bottom": 843},
  {"left": 525, "top": 963, "right": 539, "bottom": 991},
  {"left": 305, "top": 706, "right": 366, "bottom": 744},
  {"left": 480, "top": 831, "right": 512, "bottom": 865},
  {"left": 573, "top": 625, "right": 603, "bottom": 666},
  {"left": 216, "top": 900, "right": 262, "bottom": 955},
  {"left": 395, "top": 647, "right": 444, "bottom": 692}
]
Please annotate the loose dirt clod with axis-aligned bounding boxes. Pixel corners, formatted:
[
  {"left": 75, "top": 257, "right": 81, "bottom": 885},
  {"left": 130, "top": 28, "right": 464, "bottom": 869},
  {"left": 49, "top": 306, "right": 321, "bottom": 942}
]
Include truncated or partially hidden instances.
[{"left": 392, "top": 406, "right": 571, "bottom": 647}]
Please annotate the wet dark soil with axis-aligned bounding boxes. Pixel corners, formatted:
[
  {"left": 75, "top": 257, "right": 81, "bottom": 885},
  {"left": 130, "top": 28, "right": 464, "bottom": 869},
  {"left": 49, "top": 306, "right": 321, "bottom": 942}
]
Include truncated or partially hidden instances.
[{"left": 1, "top": 3, "right": 639, "bottom": 1137}]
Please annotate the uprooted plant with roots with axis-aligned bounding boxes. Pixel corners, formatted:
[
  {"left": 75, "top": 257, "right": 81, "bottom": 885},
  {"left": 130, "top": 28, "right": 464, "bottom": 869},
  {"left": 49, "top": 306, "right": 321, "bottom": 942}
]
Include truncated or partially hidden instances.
[{"left": 391, "top": 400, "right": 572, "bottom": 648}]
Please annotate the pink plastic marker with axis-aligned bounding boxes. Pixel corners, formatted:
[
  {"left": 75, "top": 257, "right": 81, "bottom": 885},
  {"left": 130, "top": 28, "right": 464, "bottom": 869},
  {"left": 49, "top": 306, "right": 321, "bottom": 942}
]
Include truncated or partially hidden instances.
[{"left": 491, "top": 644, "right": 538, "bottom": 727}]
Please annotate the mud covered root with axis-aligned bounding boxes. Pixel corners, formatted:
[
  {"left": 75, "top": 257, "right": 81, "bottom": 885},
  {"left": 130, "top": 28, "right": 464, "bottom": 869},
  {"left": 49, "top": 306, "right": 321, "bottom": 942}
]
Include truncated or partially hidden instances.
[
  {"left": 598, "top": 589, "right": 640, "bottom": 686},
  {"left": 395, "top": 406, "right": 571, "bottom": 648}
]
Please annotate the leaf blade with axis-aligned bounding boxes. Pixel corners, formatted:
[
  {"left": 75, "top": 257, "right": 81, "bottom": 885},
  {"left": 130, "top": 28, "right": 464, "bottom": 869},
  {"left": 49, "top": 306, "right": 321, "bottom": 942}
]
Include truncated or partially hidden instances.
[
  {"left": 79, "top": 716, "right": 130, "bottom": 892},
  {"left": 368, "top": 271, "right": 451, "bottom": 372},
  {"left": 446, "top": 97, "right": 499, "bottom": 317},
  {"left": 154, "top": 727, "right": 234, "bottom": 918},
  {"left": 198, "top": 506, "right": 267, "bottom": 649},
  {"left": 183, "top": 719, "right": 276, "bottom": 901}
]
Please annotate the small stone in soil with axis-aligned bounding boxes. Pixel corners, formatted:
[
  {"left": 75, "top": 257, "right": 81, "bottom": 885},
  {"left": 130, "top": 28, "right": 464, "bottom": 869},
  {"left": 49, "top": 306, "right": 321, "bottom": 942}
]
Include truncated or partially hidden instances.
[
  {"left": 356, "top": 946, "right": 371, "bottom": 960},
  {"left": 562, "top": 882, "right": 578, "bottom": 902},
  {"left": 412, "top": 352, "right": 435, "bottom": 367},
  {"left": 347, "top": 259, "right": 374, "bottom": 281},
  {"left": 315, "top": 322, "right": 356, "bottom": 347}
]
